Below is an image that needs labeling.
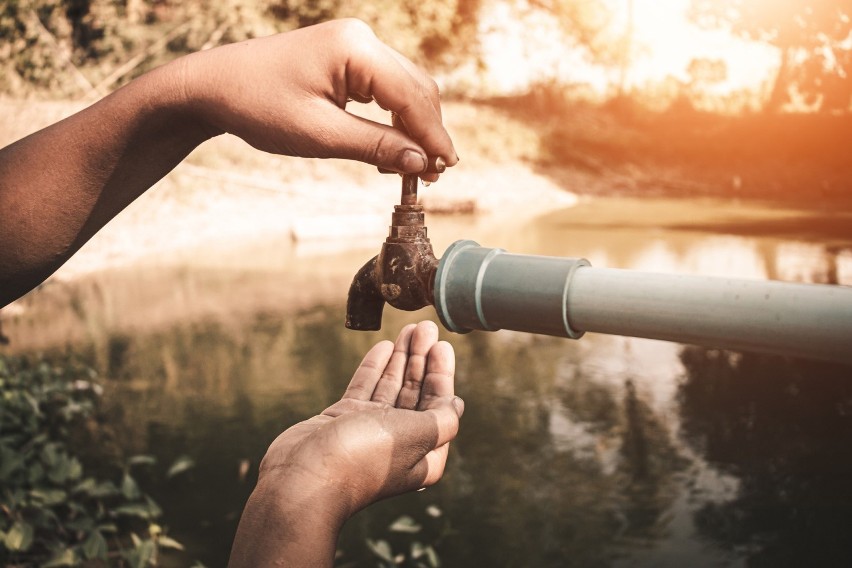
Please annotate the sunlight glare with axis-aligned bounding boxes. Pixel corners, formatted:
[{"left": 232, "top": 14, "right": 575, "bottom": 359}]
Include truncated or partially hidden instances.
[
  {"left": 465, "top": 0, "right": 779, "bottom": 100},
  {"left": 622, "top": 0, "right": 778, "bottom": 93}
]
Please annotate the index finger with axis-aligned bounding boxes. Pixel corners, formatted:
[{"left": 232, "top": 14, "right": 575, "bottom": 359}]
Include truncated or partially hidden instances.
[
  {"left": 342, "top": 340, "right": 393, "bottom": 400},
  {"left": 344, "top": 32, "right": 457, "bottom": 164}
]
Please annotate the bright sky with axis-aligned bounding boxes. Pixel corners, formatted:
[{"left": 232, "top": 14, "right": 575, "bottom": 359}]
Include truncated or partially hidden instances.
[
  {"left": 468, "top": 0, "right": 779, "bottom": 99},
  {"left": 622, "top": 0, "right": 778, "bottom": 90}
]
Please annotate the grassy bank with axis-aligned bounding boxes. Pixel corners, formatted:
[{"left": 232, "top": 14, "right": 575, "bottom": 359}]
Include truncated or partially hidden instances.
[{"left": 485, "top": 89, "right": 852, "bottom": 204}]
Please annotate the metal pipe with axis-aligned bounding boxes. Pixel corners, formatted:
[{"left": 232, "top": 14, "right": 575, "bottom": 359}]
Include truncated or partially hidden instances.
[{"left": 433, "top": 240, "right": 852, "bottom": 365}]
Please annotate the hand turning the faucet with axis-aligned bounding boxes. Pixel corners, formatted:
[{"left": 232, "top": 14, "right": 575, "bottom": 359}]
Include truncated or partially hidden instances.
[{"left": 0, "top": 18, "right": 459, "bottom": 307}]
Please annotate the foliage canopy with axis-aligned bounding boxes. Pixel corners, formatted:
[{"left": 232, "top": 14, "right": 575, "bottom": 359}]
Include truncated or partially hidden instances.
[{"left": 690, "top": 0, "right": 852, "bottom": 112}]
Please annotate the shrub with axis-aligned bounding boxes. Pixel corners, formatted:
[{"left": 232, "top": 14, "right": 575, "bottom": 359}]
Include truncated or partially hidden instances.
[{"left": 0, "top": 354, "right": 183, "bottom": 567}]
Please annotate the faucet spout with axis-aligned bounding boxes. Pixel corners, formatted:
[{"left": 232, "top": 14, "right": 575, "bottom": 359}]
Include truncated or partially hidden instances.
[{"left": 345, "top": 255, "right": 384, "bottom": 331}]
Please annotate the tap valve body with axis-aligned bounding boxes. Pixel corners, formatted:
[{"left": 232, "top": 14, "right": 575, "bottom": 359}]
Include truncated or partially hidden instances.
[{"left": 345, "top": 175, "right": 439, "bottom": 331}]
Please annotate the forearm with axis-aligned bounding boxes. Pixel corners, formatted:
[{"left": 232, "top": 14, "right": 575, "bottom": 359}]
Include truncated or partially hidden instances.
[
  {"left": 229, "top": 477, "right": 346, "bottom": 567},
  {"left": 0, "top": 59, "right": 211, "bottom": 305}
]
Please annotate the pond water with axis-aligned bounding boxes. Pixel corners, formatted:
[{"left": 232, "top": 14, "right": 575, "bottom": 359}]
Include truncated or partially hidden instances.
[{"left": 4, "top": 197, "right": 852, "bottom": 567}]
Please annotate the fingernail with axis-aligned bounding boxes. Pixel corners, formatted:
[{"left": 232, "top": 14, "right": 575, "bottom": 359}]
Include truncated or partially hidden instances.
[
  {"left": 399, "top": 149, "right": 426, "bottom": 173},
  {"left": 452, "top": 396, "right": 465, "bottom": 417},
  {"left": 425, "top": 156, "right": 446, "bottom": 174}
]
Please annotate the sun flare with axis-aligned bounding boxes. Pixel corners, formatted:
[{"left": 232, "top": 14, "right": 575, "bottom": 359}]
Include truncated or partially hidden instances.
[{"left": 470, "top": 0, "right": 779, "bottom": 105}]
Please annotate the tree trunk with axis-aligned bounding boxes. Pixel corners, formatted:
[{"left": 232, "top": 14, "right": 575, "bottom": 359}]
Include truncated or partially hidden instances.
[
  {"left": 765, "top": 46, "right": 790, "bottom": 113},
  {"left": 617, "top": 0, "right": 634, "bottom": 98}
]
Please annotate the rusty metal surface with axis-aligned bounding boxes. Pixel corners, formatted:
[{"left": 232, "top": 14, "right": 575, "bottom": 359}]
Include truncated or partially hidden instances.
[{"left": 345, "top": 174, "right": 439, "bottom": 331}]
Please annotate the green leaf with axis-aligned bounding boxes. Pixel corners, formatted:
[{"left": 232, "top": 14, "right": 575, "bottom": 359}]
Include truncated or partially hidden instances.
[
  {"left": 73, "top": 477, "right": 97, "bottom": 495},
  {"left": 74, "top": 479, "right": 119, "bottom": 498},
  {"left": 410, "top": 544, "right": 440, "bottom": 568},
  {"left": 92, "top": 480, "right": 120, "bottom": 498},
  {"left": 4, "top": 520, "right": 34, "bottom": 551},
  {"left": 424, "top": 545, "right": 440, "bottom": 568},
  {"left": 126, "top": 539, "right": 156, "bottom": 568},
  {"left": 145, "top": 496, "right": 163, "bottom": 519},
  {"left": 31, "top": 433, "right": 49, "bottom": 447},
  {"left": 41, "top": 443, "right": 59, "bottom": 468},
  {"left": 67, "top": 457, "right": 82, "bottom": 481},
  {"left": 30, "top": 488, "right": 67, "bottom": 506},
  {"left": 366, "top": 539, "right": 394, "bottom": 562},
  {"left": 167, "top": 455, "right": 195, "bottom": 479},
  {"left": 65, "top": 517, "right": 95, "bottom": 533},
  {"left": 128, "top": 455, "right": 157, "bottom": 467},
  {"left": 0, "top": 446, "right": 24, "bottom": 480},
  {"left": 157, "top": 535, "right": 185, "bottom": 551},
  {"left": 389, "top": 515, "right": 422, "bottom": 534},
  {"left": 411, "top": 541, "right": 424, "bottom": 558},
  {"left": 114, "top": 503, "right": 155, "bottom": 519},
  {"left": 82, "top": 530, "right": 108, "bottom": 560},
  {"left": 28, "top": 461, "right": 45, "bottom": 484},
  {"left": 41, "top": 548, "right": 77, "bottom": 567},
  {"left": 114, "top": 497, "right": 162, "bottom": 520},
  {"left": 122, "top": 472, "right": 141, "bottom": 500},
  {"left": 47, "top": 452, "right": 72, "bottom": 484},
  {"left": 23, "top": 391, "right": 41, "bottom": 416}
]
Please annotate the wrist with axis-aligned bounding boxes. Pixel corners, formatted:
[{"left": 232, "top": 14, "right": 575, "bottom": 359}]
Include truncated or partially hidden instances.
[
  {"left": 229, "top": 472, "right": 349, "bottom": 567},
  {"left": 143, "top": 53, "right": 224, "bottom": 143},
  {"left": 167, "top": 47, "right": 233, "bottom": 141}
]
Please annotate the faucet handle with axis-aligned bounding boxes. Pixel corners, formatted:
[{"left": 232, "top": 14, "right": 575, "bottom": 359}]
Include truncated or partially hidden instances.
[
  {"left": 401, "top": 174, "right": 418, "bottom": 205},
  {"left": 376, "top": 111, "right": 447, "bottom": 179}
]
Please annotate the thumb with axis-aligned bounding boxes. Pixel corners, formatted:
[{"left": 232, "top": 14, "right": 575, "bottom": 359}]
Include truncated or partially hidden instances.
[
  {"left": 320, "top": 109, "right": 427, "bottom": 174},
  {"left": 414, "top": 395, "right": 465, "bottom": 451},
  {"left": 402, "top": 396, "right": 464, "bottom": 490}
]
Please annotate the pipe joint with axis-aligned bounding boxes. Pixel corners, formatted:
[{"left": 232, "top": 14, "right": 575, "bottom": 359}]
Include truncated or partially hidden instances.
[{"left": 434, "top": 240, "right": 591, "bottom": 338}]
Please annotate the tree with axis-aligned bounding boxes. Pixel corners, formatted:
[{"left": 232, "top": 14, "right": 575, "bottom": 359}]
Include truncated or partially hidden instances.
[
  {"left": 266, "top": 0, "right": 482, "bottom": 69},
  {"left": 529, "top": 0, "right": 618, "bottom": 66},
  {"left": 690, "top": 0, "right": 852, "bottom": 113}
]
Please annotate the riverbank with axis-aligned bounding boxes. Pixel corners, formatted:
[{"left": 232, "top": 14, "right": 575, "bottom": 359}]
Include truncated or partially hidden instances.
[{"left": 487, "top": 91, "right": 852, "bottom": 205}]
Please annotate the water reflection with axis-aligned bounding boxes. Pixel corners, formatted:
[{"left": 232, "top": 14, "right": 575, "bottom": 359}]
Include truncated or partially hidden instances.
[
  {"left": 679, "top": 349, "right": 852, "bottom": 567},
  {"left": 2, "top": 197, "right": 851, "bottom": 566}
]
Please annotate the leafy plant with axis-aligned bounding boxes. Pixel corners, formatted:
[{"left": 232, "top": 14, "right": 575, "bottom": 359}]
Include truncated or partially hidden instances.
[
  {"left": 0, "top": 354, "right": 184, "bottom": 567},
  {"left": 339, "top": 505, "right": 449, "bottom": 568}
]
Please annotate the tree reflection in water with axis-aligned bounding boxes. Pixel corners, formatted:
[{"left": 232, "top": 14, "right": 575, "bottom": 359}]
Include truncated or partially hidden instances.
[
  {"left": 426, "top": 332, "right": 688, "bottom": 567},
  {"left": 679, "top": 348, "right": 852, "bottom": 567}
]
